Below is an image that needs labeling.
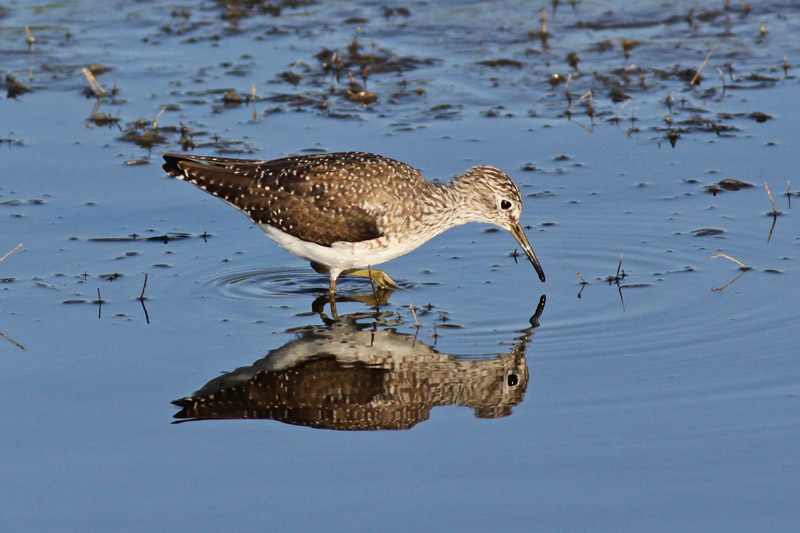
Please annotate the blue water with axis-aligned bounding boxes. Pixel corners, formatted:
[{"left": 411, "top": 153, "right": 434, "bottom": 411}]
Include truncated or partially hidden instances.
[{"left": 2, "top": 1, "right": 799, "bottom": 530}]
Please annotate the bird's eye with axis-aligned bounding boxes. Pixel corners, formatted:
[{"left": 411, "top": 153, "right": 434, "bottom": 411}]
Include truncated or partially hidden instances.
[{"left": 500, "top": 199, "right": 512, "bottom": 210}]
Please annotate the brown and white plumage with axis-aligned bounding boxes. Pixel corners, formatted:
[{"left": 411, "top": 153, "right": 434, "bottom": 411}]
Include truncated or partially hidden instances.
[{"left": 162, "top": 151, "right": 545, "bottom": 293}]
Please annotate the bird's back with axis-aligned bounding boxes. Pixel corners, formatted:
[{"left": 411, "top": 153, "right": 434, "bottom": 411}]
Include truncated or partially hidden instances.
[{"left": 162, "top": 152, "right": 430, "bottom": 246}]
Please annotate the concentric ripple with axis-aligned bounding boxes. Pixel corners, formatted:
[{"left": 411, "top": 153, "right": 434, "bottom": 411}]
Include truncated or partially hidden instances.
[{"left": 202, "top": 267, "right": 415, "bottom": 300}]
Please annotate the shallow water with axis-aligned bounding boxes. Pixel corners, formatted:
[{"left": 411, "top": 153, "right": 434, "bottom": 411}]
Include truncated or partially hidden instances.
[{"left": 2, "top": 1, "right": 799, "bottom": 530}]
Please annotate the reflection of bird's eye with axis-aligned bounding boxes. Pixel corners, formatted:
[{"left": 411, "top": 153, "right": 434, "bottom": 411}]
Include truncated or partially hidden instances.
[
  {"left": 507, "top": 374, "right": 518, "bottom": 387},
  {"left": 500, "top": 199, "right": 512, "bottom": 210}
]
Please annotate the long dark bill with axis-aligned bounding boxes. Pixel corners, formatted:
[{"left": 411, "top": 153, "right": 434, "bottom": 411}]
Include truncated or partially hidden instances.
[{"left": 510, "top": 222, "right": 545, "bottom": 282}]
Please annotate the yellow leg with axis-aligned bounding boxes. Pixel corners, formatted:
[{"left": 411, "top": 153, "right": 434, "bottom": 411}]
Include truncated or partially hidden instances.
[
  {"left": 310, "top": 262, "right": 398, "bottom": 290},
  {"left": 342, "top": 268, "right": 399, "bottom": 289}
]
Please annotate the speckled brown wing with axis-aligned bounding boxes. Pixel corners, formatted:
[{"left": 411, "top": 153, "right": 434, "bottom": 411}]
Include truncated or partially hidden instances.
[{"left": 162, "top": 152, "right": 420, "bottom": 246}]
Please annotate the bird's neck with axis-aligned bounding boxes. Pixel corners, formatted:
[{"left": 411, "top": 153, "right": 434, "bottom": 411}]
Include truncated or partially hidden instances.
[{"left": 435, "top": 176, "right": 487, "bottom": 226}]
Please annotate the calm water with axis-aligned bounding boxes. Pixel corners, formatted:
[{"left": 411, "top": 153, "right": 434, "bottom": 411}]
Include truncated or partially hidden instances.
[{"left": 2, "top": 1, "right": 799, "bottom": 530}]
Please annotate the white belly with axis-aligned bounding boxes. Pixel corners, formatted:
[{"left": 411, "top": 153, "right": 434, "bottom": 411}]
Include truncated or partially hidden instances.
[{"left": 260, "top": 224, "right": 432, "bottom": 272}]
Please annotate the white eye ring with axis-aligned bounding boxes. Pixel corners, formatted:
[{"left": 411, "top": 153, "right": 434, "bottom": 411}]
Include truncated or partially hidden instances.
[{"left": 500, "top": 199, "right": 512, "bottom": 210}]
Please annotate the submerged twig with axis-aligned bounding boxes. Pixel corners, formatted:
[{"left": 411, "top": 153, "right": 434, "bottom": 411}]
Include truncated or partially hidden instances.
[
  {"left": 140, "top": 300, "right": 150, "bottom": 324},
  {"left": 712, "top": 269, "right": 746, "bottom": 292},
  {"left": 767, "top": 214, "right": 777, "bottom": 244}
]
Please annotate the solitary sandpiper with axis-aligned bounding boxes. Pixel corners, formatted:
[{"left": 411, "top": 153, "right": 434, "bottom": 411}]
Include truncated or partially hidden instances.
[{"left": 162, "top": 151, "right": 545, "bottom": 294}]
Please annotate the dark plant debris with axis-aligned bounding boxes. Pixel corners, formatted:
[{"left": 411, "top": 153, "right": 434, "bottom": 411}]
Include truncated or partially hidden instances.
[
  {"left": 5, "top": 75, "right": 33, "bottom": 98},
  {"left": 88, "top": 232, "right": 196, "bottom": 243},
  {"left": 692, "top": 228, "right": 725, "bottom": 237},
  {"left": 704, "top": 179, "right": 753, "bottom": 195},
  {"left": 477, "top": 59, "right": 524, "bottom": 69}
]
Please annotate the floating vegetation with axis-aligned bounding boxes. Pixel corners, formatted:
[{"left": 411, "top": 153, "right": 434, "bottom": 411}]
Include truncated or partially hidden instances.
[
  {"left": 749, "top": 111, "right": 772, "bottom": 122},
  {"left": 222, "top": 91, "right": 243, "bottom": 105},
  {"left": 87, "top": 111, "right": 120, "bottom": 127},
  {"left": 4, "top": 75, "right": 32, "bottom": 98},
  {"left": 704, "top": 179, "right": 754, "bottom": 195},
  {"left": 119, "top": 128, "right": 168, "bottom": 148},
  {"left": 477, "top": 59, "right": 524, "bottom": 69},
  {"left": 88, "top": 232, "right": 197, "bottom": 243},
  {"left": 692, "top": 228, "right": 725, "bottom": 237},
  {"left": 1, "top": 0, "right": 798, "bottom": 156},
  {"left": 718, "top": 179, "right": 754, "bottom": 191},
  {"left": 0, "top": 133, "right": 23, "bottom": 147}
]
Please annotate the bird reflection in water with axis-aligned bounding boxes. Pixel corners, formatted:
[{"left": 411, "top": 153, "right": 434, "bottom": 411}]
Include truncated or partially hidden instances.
[{"left": 173, "top": 295, "right": 546, "bottom": 430}]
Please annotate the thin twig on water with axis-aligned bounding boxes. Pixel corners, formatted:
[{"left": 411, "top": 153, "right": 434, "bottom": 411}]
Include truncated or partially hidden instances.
[
  {"left": 0, "top": 243, "right": 23, "bottom": 263},
  {"left": 710, "top": 253, "right": 752, "bottom": 270},
  {"left": 787, "top": 180, "right": 792, "bottom": 210},
  {"left": 153, "top": 107, "right": 167, "bottom": 130},
  {"left": 409, "top": 304, "right": 420, "bottom": 328},
  {"left": 138, "top": 273, "right": 149, "bottom": 301},
  {"left": 94, "top": 288, "right": 104, "bottom": 319},
  {"left": 0, "top": 332, "right": 26, "bottom": 351},
  {"left": 138, "top": 275, "right": 151, "bottom": 324},
  {"left": 615, "top": 98, "right": 631, "bottom": 124},
  {"left": 0, "top": 243, "right": 22, "bottom": 263},
  {"left": 765, "top": 183, "right": 780, "bottom": 215},
  {"left": 691, "top": 44, "right": 718, "bottom": 86},
  {"left": 82, "top": 67, "right": 106, "bottom": 97},
  {"left": 566, "top": 90, "right": 592, "bottom": 114}
]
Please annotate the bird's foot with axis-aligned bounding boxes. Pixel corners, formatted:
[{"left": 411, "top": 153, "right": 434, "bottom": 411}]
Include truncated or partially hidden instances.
[
  {"left": 310, "top": 262, "right": 399, "bottom": 291},
  {"left": 343, "top": 268, "right": 399, "bottom": 290}
]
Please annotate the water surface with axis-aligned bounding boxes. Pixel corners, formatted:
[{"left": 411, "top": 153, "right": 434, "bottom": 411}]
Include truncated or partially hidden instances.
[{"left": 2, "top": 1, "right": 799, "bottom": 530}]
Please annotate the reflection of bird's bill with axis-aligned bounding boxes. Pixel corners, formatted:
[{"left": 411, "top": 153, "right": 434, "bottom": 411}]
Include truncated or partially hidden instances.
[{"left": 510, "top": 223, "right": 546, "bottom": 282}]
